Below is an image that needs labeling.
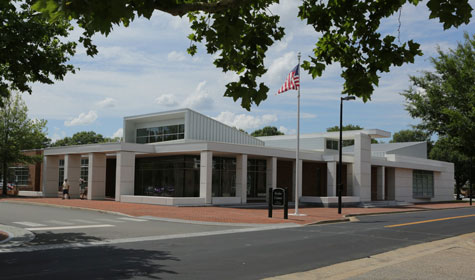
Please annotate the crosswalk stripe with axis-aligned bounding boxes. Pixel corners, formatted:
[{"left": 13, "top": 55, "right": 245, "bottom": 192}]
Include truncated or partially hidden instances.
[
  {"left": 118, "top": 217, "right": 147, "bottom": 222},
  {"left": 13, "top": 222, "right": 47, "bottom": 227},
  {"left": 71, "top": 219, "right": 99, "bottom": 224},
  {"left": 94, "top": 218, "right": 125, "bottom": 223},
  {"left": 25, "top": 224, "right": 115, "bottom": 231},
  {"left": 44, "top": 220, "right": 74, "bottom": 226}
]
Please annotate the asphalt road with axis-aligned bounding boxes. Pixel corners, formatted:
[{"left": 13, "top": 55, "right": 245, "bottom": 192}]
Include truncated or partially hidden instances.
[{"left": 0, "top": 204, "right": 474, "bottom": 280}]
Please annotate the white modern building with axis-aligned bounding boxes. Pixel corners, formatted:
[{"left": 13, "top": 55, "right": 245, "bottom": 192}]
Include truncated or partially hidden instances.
[{"left": 42, "top": 109, "right": 454, "bottom": 206}]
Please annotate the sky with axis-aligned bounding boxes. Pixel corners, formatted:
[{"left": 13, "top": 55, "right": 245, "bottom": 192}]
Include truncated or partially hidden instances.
[{"left": 24, "top": 0, "right": 475, "bottom": 143}]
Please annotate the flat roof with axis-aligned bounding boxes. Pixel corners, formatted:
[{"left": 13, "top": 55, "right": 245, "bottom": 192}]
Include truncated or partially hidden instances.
[{"left": 258, "top": 129, "right": 391, "bottom": 141}]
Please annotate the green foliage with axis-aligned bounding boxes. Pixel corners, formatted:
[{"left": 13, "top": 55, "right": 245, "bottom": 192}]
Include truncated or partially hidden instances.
[
  {"left": 390, "top": 129, "right": 431, "bottom": 143},
  {"left": 0, "top": 1, "right": 77, "bottom": 107},
  {"left": 430, "top": 136, "right": 470, "bottom": 199},
  {"left": 325, "top": 124, "right": 376, "bottom": 145},
  {"left": 0, "top": 93, "right": 48, "bottom": 194},
  {"left": 251, "top": 126, "right": 284, "bottom": 137},
  {"left": 402, "top": 32, "right": 475, "bottom": 159},
  {"left": 52, "top": 131, "right": 116, "bottom": 146},
  {"left": 326, "top": 124, "right": 363, "bottom": 132},
  {"left": 32, "top": 0, "right": 472, "bottom": 110}
]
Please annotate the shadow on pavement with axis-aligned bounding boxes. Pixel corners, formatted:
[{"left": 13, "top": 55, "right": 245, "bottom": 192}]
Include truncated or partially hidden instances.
[
  {"left": 1, "top": 243, "right": 179, "bottom": 279},
  {"left": 27, "top": 231, "right": 104, "bottom": 246}
]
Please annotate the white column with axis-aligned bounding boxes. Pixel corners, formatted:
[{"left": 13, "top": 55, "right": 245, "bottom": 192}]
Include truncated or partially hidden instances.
[
  {"left": 200, "top": 151, "right": 213, "bottom": 204},
  {"left": 353, "top": 133, "right": 371, "bottom": 201},
  {"left": 327, "top": 161, "right": 337, "bottom": 196},
  {"left": 42, "top": 155, "right": 59, "bottom": 197},
  {"left": 115, "top": 151, "right": 135, "bottom": 201},
  {"left": 87, "top": 153, "right": 106, "bottom": 200},
  {"left": 266, "top": 157, "right": 277, "bottom": 201},
  {"left": 64, "top": 154, "right": 81, "bottom": 199},
  {"left": 377, "top": 166, "right": 385, "bottom": 200},
  {"left": 236, "top": 154, "right": 248, "bottom": 204}
]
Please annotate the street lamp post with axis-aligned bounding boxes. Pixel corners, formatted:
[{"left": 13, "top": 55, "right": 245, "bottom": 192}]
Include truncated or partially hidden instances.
[{"left": 338, "top": 96, "right": 355, "bottom": 214}]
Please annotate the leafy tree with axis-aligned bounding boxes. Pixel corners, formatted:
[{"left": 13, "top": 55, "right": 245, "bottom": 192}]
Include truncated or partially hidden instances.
[
  {"left": 53, "top": 131, "right": 111, "bottom": 146},
  {"left": 326, "top": 124, "right": 378, "bottom": 145},
  {"left": 0, "top": 1, "right": 77, "bottom": 107},
  {"left": 326, "top": 124, "right": 363, "bottom": 132},
  {"left": 0, "top": 94, "right": 48, "bottom": 195},
  {"left": 390, "top": 128, "right": 433, "bottom": 155},
  {"left": 391, "top": 129, "right": 430, "bottom": 143},
  {"left": 402, "top": 32, "right": 475, "bottom": 163},
  {"left": 33, "top": 0, "right": 473, "bottom": 110},
  {"left": 430, "top": 136, "right": 469, "bottom": 200},
  {"left": 251, "top": 126, "right": 284, "bottom": 137}
]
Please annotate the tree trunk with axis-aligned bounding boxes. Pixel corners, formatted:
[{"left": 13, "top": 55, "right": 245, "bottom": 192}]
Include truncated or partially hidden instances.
[{"left": 2, "top": 160, "right": 7, "bottom": 196}]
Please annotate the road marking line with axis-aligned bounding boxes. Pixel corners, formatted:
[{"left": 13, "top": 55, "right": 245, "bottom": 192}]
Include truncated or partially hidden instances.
[
  {"left": 385, "top": 214, "right": 475, "bottom": 228},
  {"left": 71, "top": 219, "right": 99, "bottom": 224},
  {"left": 117, "top": 217, "right": 147, "bottom": 222},
  {"left": 12, "top": 222, "right": 47, "bottom": 227},
  {"left": 95, "top": 218, "right": 125, "bottom": 223},
  {"left": 25, "top": 224, "right": 115, "bottom": 231},
  {"left": 44, "top": 220, "right": 74, "bottom": 226},
  {"left": 0, "top": 224, "right": 300, "bottom": 253}
]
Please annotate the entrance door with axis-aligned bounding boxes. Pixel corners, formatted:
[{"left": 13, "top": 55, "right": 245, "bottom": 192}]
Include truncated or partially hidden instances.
[
  {"left": 277, "top": 161, "right": 293, "bottom": 201},
  {"left": 105, "top": 158, "right": 116, "bottom": 198},
  {"left": 371, "top": 166, "right": 378, "bottom": 201}
]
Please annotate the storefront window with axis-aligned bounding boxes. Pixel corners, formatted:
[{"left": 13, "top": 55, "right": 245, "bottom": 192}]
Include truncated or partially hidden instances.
[
  {"left": 135, "top": 156, "right": 200, "bottom": 197},
  {"left": 212, "top": 157, "right": 236, "bottom": 197},
  {"left": 247, "top": 159, "right": 266, "bottom": 200}
]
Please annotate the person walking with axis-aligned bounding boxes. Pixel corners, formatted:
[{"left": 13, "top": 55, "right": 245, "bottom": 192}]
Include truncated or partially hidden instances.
[
  {"left": 79, "top": 178, "right": 87, "bottom": 200},
  {"left": 62, "top": 178, "right": 70, "bottom": 200}
]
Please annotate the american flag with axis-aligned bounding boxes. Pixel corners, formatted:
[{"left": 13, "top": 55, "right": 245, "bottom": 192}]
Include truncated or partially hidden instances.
[{"left": 277, "top": 64, "right": 300, "bottom": 94}]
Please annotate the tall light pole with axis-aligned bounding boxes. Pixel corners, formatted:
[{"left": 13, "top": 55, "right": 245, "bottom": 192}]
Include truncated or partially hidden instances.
[{"left": 338, "top": 96, "right": 355, "bottom": 214}]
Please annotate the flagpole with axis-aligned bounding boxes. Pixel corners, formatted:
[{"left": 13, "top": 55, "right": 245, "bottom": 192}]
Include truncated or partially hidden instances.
[{"left": 294, "top": 52, "right": 301, "bottom": 216}]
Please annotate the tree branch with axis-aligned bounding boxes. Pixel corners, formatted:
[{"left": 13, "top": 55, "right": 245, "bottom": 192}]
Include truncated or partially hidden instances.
[{"left": 153, "top": 0, "right": 241, "bottom": 16}]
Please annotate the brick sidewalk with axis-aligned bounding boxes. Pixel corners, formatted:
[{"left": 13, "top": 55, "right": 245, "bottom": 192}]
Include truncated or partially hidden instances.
[{"left": 1, "top": 197, "right": 472, "bottom": 225}]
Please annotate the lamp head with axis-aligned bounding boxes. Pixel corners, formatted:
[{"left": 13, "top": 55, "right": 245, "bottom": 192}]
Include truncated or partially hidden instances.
[{"left": 342, "top": 96, "right": 356, "bottom": 101}]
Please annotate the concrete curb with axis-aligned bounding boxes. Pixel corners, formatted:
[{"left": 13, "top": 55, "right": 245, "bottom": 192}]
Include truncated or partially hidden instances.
[
  {"left": 0, "top": 224, "right": 35, "bottom": 248},
  {"left": 304, "top": 218, "right": 351, "bottom": 226},
  {"left": 140, "top": 216, "right": 300, "bottom": 227},
  {"left": 344, "top": 205, "right": 473, "bottom": 218}
]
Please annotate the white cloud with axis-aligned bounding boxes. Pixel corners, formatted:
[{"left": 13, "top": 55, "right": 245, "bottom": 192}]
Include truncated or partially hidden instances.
[
  {"left": 266, "top": 52, "right": 297, "bottom": 83},
  {"left": 279, "top": 126, "right": 296, "bottom": 135},
  {"left": 50, "top": 130, "right": 66, "bottom": 143},
  {"left": 155, "top": 94, "right": 178, "bottom": 106},
  {"left": 167, "top": 51, "right": 186, "bottom": 62},
  {"left": 182, "top": 81, "right": 215, "bottom": 110},
  {"left": 274, "top": 34, "right": 294, "bottom": 52},
  {"left": 214, "top": 111, "right": 278, "bottom": 131},
  {"left": 64, "top": 111, "right": 98, "bottom": 127},
  {"left": 301, "top": 113, "right": 317, "bottom": 119},
  {"left": 112, "top": 128, "right": 123, "bottom": 138},
  {"left": 95, "top": 97, "right": 117, "bottom": 108}
]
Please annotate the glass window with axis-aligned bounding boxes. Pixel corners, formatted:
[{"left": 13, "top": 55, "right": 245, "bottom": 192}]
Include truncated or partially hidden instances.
[
  {"left": 9, "top": 167, "right": 29, "bottom": 186},
  {"left": 80, "top": 158, "right": 89, "bottom": 183},
  {"left": 247, "top": 159, "right": 267, "bottom": 200},
  {"left": 413, "top": 170, "right": 434, "bottom": 198},
  {"left": 135, "top": 156, "right": 200, "bottom": 197},
  {"left": 212, "top": 157, "right": 236, "bottom": 197},
  {"left": 136, "top": 124, "right": 185, "bottom": 144},
  {"left": 326, "top": 140, "right": 339, "bottom": 150},
  {"left": 58, "top": 159, "right": 65, "bottom": 190}
]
